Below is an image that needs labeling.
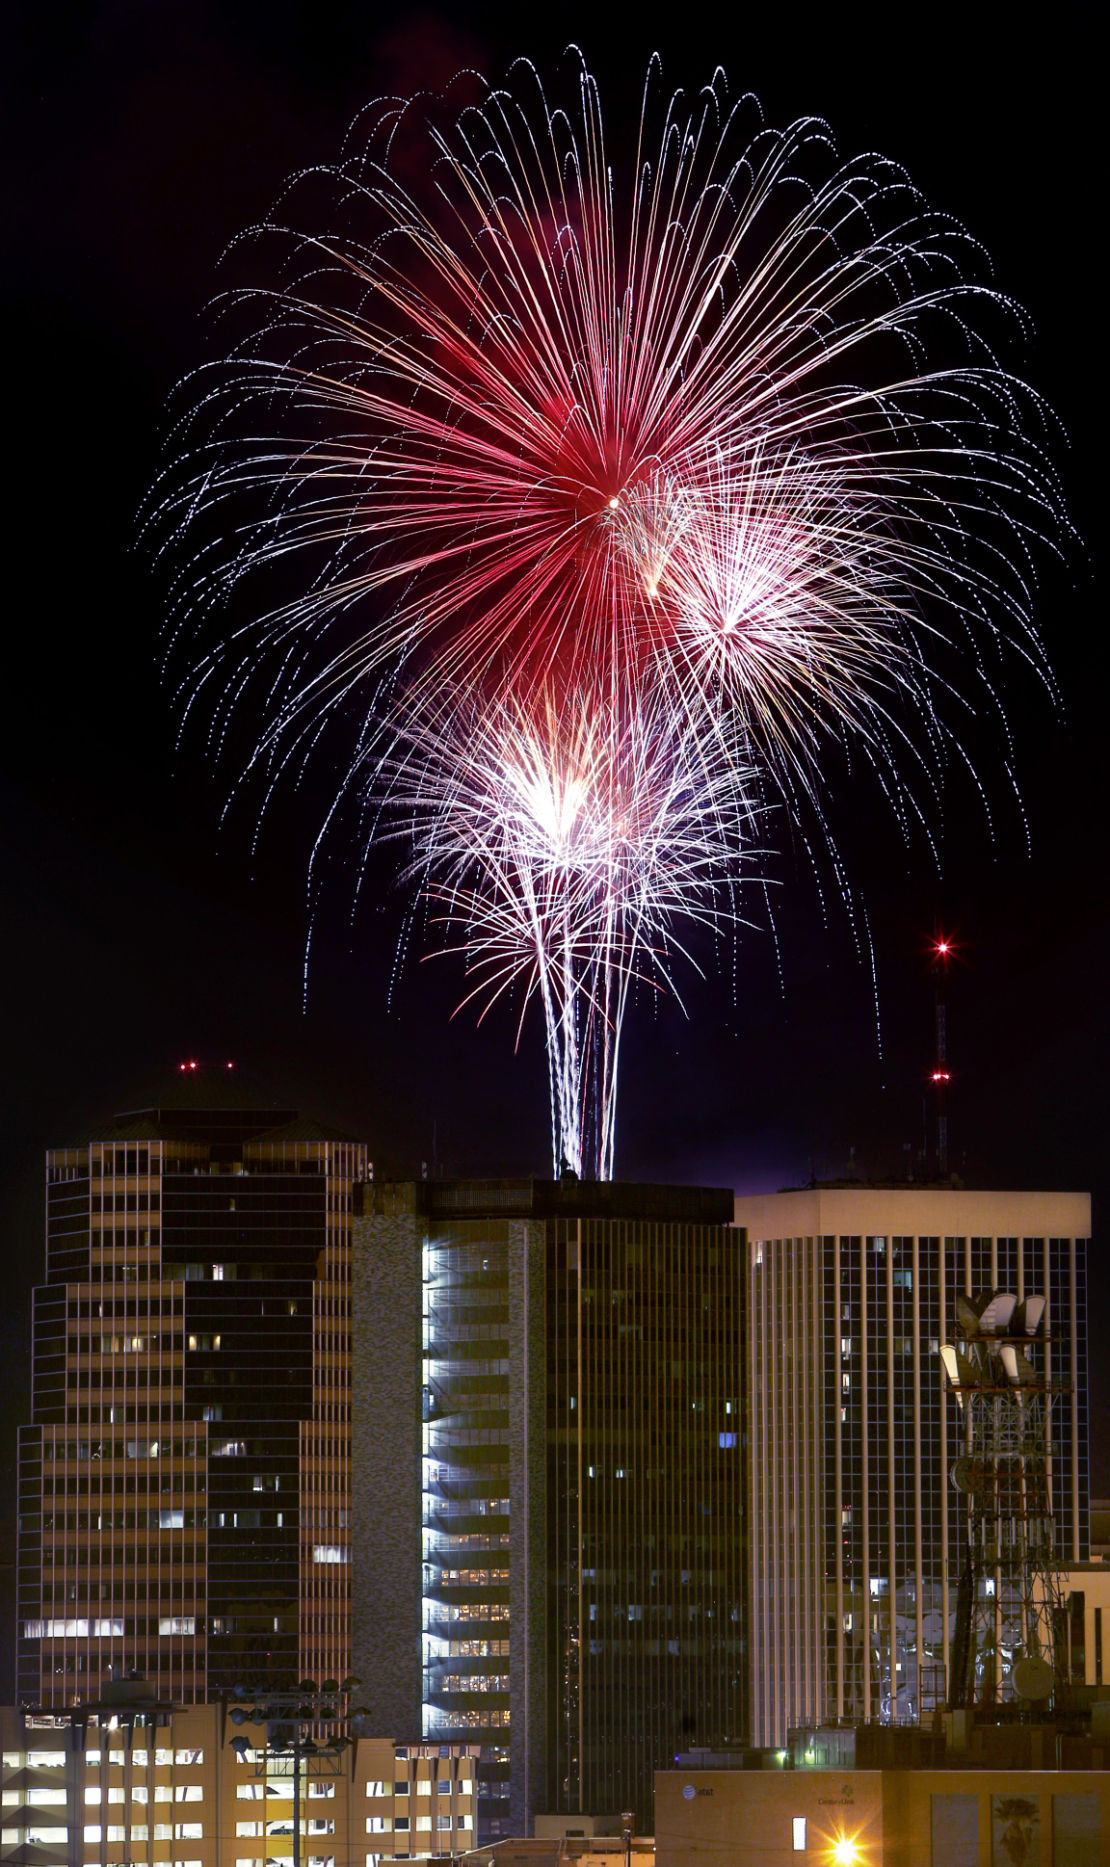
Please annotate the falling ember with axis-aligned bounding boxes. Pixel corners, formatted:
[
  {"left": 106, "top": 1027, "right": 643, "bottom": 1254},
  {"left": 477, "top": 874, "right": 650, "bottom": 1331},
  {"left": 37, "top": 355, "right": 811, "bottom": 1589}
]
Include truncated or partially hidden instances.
[{"left": 151, "top": 56, "right": 1068, "bottom": 1178}]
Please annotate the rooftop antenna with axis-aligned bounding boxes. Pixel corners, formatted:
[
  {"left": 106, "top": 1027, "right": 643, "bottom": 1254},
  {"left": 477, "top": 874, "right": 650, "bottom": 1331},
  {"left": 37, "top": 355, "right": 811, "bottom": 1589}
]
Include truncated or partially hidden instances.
[{"left": 930, "top": 933, "right": 954, "bottom": 1178}]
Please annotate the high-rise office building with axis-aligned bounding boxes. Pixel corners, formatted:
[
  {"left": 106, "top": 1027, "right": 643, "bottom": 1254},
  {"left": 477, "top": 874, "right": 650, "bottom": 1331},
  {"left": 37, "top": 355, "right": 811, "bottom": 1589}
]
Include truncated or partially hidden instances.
[
  {"left": 734, "top": 1187, "right": 1090, "bottom": 1747},
  {"left": 352, "top": 1178, "right": 745, "bottom": 1840},
  {"left": 16, "top": 1069, "right": 369, "bottom": 1709}
]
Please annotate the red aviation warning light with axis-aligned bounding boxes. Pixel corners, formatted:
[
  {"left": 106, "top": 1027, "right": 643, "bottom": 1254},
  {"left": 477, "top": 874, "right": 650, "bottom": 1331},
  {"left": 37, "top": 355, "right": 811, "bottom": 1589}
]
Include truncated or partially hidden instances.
[{"left": 926, "top": 926, "right": 957, "bottom": 1177}]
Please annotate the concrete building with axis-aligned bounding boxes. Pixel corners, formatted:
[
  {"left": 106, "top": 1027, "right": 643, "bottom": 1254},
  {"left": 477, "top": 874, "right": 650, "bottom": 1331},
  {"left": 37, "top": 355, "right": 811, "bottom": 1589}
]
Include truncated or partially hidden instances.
[
  {"left": 352, "top": 1178, "right": 746, "bottom": 1841},
  {"left": 654, "top": 1760, "right": 1109, "bottom": 1867},
  {"left": 734, "top": 1188, "right": 1090, "bottom": 1746},
  {"left": 16, "top": 1069, "right": 369, "bottom": 1709},
  {"left": 1063, "top": 1562, "right": 1110, "bottom": 1691},
  {"left": 0, "top": 1698, "right": 477, "bottom": 1864}
]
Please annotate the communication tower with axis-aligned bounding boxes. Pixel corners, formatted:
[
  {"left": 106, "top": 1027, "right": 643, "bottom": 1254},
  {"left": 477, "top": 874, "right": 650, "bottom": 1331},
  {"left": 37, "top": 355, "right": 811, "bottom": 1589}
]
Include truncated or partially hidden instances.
[{"left": 941, "top": 1288, "right": 1066, "bottom": 1709}]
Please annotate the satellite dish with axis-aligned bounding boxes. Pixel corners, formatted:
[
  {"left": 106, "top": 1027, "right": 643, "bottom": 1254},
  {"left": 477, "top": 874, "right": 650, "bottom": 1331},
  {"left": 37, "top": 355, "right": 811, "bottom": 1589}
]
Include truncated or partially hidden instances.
[{"left": 1012, "top": 1655, "right": 1054, "bottom": 1701}]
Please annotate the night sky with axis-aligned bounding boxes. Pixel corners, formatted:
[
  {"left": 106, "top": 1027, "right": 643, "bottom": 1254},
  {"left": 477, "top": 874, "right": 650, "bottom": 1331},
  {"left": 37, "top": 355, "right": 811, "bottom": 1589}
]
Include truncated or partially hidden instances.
[{"left": 3, "top": 1, "right": 1105, "bottom": 1672}]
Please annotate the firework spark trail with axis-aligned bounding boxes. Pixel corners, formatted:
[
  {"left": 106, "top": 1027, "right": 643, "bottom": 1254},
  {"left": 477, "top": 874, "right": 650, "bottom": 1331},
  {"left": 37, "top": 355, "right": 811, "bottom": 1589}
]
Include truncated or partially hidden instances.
[
  {"left": 149, "top": 55, "right": 1068, "bottom": 1177},
  {"left": 385, "top": 678, "right": 758, "bottom": 1178},
  {"left": 155, "top": 60, "right": 1060, "bottom": 748}
]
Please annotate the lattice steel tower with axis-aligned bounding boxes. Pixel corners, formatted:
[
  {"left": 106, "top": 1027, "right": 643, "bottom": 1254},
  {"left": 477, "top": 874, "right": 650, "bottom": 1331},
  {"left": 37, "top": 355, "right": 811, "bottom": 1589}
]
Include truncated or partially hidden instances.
[{"left": 942, "top": 1289, "right": 1066, "bottom": 1709}]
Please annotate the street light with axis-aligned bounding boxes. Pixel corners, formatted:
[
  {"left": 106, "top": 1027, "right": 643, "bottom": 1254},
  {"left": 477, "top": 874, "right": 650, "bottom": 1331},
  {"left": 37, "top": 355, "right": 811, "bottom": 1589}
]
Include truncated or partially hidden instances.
[
  {"left": 621, "top": 1808, "right": 634, "bottom": 1867},
  {"left": 225, "top": 1676, "right": 363, "bottom": 1867}
]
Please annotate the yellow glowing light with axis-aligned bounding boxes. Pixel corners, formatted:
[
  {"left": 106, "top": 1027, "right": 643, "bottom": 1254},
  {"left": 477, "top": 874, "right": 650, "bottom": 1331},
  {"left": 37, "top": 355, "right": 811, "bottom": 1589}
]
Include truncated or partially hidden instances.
[{"left": 830, "top": 1839, "right": 861, "bottom": 1866}]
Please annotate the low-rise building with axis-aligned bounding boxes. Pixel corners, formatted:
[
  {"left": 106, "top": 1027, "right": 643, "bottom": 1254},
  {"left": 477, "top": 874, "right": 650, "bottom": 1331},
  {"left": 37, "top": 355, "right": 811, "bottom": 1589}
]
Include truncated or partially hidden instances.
[
  {"left": 1, "top": 1700, "right": 477, "bottom": 1864},
  {"left": 655, "top": 1762, "right": 1109, "bottom": 1865}
]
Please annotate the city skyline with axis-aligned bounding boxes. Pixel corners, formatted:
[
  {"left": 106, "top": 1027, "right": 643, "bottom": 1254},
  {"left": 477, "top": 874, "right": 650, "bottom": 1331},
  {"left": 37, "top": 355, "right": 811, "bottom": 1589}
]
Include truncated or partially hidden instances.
[
  {"left": 5, "top": 1088, "right": 1097, "bottom": 1857},
  {"left": 3, "top": 0, "right": 1105, "bottom": 1702}
]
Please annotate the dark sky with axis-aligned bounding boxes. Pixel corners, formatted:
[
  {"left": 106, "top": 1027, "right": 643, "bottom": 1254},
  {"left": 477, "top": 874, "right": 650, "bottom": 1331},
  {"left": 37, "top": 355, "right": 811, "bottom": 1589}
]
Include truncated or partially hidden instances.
[{"left": 3, "top": 0, "right": 1105, "bottom": 1630}]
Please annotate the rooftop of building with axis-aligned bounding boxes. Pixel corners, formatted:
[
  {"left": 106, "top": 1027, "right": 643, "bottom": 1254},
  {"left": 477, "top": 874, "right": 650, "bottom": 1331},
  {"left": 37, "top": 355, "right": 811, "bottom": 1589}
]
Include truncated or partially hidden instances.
[
  {"left": 360, "top": 1177, "right": 734, "bottom": 1225},
  {"left": 56, "top": 1062, "right": 365, "bottom": 1148},
  {"left": 734, "top": 1183, "right": 1091, "bottom": 1232}
]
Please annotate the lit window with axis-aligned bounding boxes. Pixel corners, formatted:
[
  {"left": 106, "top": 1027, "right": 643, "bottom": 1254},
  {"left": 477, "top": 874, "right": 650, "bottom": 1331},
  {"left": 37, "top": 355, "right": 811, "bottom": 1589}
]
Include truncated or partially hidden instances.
[
  {"left": 718, "top": 1432, "right": 737, "bottom": 1449},
  {"left": 313, "top": 1545, "right": 348, "bottom": 1564},
  {"left": 793, "top": 1816, "right": 806, "bottom": 1851}
]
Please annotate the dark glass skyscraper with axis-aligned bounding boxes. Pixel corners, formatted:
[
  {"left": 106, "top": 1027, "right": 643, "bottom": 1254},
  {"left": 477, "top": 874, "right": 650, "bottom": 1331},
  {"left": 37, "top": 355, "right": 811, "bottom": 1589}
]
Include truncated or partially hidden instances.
[
  {"left": 17, "top": 1069, "right": 368, "bottom": 1708},
  {"left": 351, "top": 1178, "right": 746, "bottom": 1840}
]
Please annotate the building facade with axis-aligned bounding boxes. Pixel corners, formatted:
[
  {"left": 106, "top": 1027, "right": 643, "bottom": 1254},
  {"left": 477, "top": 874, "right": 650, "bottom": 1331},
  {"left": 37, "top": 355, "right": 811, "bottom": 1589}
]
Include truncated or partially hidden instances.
[
  {"left": 735, "top": 1188, "right": 1090, "bottom": 1746},
  {"left": 16, "top": 1070, "right": 369, "bottom": 1709},
  {"left": 352, "top": 1179, "right": 746, "bottom": 1841},
  {"left": 655, "top": 1761, "right": 1109, "bottom": 1867},
  {"left": 0, "top": 1699, "right": 477, "bottom": 1865}
]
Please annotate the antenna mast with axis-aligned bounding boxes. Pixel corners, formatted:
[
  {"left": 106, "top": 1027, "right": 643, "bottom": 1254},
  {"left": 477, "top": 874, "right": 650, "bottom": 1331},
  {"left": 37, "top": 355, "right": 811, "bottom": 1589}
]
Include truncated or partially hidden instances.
[{"left": 930, "top": 935, "right": 953, "bottom": 1178}]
